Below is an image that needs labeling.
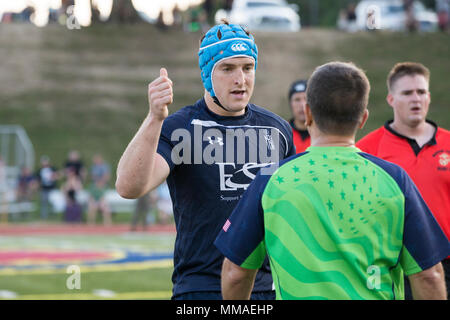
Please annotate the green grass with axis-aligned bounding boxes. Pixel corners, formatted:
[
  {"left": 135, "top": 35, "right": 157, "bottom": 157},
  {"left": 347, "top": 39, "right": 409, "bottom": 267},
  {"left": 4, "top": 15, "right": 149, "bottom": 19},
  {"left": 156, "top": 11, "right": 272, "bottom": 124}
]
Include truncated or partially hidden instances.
[
  {"left": 0, "top": 233, "right": 175, "bottom": 250},
  {"left": 0, "top": 269, "right": 173, "bottom": 299},
  {"left": 0, "top": 233, "right": 176, "bottom": 299},
  {"left": 1, "top": 24, "right": 448, "bottom": 175}
]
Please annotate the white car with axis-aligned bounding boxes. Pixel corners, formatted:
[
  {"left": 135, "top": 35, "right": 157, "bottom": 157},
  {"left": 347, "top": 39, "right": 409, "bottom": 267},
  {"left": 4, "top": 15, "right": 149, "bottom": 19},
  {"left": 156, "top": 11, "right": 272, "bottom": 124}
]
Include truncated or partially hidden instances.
[
  {"left": 215, "top": 0, "right": 301, "bottom": 32},
  {"left": 355, "top": 0, "right": 438, "bottom": 32}
]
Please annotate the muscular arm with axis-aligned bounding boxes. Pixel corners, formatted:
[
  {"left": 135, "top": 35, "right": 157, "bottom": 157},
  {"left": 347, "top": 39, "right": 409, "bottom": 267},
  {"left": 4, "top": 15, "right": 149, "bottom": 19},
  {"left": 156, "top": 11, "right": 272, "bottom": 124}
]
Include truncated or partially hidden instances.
[
  {"left": 221, "top": 258, "right": 258, "bottom": 300},
  {"left": 116, "top": 68, "right": 172, "bottom": 199},
  {"left": 408, "top": 263, "right": 447, "bottom": 300}
]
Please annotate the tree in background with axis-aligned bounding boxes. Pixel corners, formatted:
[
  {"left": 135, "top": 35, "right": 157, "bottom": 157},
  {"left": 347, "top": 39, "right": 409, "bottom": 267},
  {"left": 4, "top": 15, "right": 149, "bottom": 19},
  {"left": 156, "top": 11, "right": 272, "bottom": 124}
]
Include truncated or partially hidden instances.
[
  {"left": 286, "top": 0, "right": 436, "bottom": 27},
  {"left": 109, "top": 0, "right": 140, "bottom": 24}
]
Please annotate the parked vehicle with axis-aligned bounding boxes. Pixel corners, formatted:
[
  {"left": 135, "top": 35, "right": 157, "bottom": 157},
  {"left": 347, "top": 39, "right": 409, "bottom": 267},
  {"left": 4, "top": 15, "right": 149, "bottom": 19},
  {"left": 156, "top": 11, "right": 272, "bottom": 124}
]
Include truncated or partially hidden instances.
[
  {"left": 355, "top": 0, "right": 438, "bottom": 32},
  {"left": 215, "top": 0, "right": 301, "bottom": 32}
]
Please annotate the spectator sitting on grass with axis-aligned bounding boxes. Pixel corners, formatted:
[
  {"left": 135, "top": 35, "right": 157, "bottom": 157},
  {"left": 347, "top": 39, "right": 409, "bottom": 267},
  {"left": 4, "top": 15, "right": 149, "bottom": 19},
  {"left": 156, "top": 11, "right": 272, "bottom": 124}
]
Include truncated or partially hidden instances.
[
  {"left": 36, "top": 156, "right": 59, "bottom": 220},
  {"left": 16, "top": 166, "right": 36, "bottom": 202},
  {"left": 64, "top": 150, "right": 86, "bottom": 183},
  {"left": 62, "top": 168, "right": 83, "bottom": 223},
  {"left": 87, "top": 154, "right": 112, "bottom": 226}
]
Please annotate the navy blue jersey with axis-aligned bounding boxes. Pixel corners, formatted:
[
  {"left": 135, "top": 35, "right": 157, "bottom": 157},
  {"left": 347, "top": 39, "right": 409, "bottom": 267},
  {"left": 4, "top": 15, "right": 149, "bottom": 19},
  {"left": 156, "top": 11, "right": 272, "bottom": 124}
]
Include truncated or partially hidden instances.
[{"left": 157, "top": 98, "right": 295, "bottom": 297}]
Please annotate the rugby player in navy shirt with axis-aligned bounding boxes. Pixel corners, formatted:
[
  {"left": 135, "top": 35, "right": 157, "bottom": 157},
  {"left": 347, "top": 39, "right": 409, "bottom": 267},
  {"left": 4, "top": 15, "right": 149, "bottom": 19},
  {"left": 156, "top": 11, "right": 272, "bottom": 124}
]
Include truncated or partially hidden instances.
[{"left": 116, "top": 21, "right": 295, "bottom": 300}]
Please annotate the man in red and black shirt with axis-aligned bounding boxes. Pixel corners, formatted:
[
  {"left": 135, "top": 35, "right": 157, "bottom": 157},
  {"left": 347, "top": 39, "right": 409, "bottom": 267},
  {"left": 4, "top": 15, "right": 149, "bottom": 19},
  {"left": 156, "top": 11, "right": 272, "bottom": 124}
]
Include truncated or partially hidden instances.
[
  {"left": 288, "top": 79, "right": 311, "bottom": 153},
  {"left": 357, "top": 62, "right": 450, "bottom": 299}
]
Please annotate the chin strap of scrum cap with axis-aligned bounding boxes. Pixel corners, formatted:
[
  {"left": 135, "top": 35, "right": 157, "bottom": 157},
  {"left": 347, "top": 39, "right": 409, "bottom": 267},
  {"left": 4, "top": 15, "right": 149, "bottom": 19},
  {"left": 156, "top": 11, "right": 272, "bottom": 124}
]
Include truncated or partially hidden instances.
[{"left": 212, "top": 96, "right": 230, "bottom": 112}]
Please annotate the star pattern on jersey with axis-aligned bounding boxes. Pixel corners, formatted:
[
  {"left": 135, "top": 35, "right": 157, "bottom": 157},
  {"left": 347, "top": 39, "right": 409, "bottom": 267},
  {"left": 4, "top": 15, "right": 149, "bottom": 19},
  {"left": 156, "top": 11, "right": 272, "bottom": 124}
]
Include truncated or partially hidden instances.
[
  {"left": 276, "top": 176, "right": 284, "bottom": 184},
  {"left": 326, "top": 200, "right": 333, "bottom": 211},
  {"left": 328, "top": 180, "right": 335, "bottom": 189},
  {"left": 271, "top": 150, "right": 391, "bottom": 244}
]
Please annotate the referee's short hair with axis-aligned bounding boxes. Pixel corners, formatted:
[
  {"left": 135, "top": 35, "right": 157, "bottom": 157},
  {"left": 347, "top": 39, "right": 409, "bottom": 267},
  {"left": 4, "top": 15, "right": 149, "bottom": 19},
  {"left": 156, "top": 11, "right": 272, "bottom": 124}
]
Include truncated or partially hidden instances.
[
  {"left": 387, "top": 62, "right": 430, "bottom": 92},
  {"left": 306, "top": 62, "right": 370, "bottom": 136}
]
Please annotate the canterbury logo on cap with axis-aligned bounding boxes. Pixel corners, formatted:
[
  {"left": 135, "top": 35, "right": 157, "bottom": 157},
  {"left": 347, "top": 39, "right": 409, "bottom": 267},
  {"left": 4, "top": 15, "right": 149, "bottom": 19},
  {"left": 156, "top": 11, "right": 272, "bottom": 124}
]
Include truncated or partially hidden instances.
[{"left": 231, "top": 42, "right": 249, "bottom": 52}]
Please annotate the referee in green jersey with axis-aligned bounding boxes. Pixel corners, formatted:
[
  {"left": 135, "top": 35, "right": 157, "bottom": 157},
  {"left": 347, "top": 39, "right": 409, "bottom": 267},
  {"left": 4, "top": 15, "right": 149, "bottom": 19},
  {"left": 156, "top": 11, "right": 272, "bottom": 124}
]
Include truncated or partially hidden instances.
[{"left": 214, "top": 62, "right": 450, "bottom": 300}]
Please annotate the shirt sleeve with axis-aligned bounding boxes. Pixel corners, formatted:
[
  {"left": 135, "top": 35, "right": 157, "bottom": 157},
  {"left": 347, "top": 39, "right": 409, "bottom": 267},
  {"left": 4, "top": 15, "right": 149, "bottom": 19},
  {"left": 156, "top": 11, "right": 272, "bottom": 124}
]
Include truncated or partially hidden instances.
[
  {"left": 399, "top": 169, "right": 450, "bottom": 275},
  {"left": 285, "top": 124, "right": 296, "bottom": 158},
  {"left": 214, "top": 170, "right": 272, "bottom": 269}
]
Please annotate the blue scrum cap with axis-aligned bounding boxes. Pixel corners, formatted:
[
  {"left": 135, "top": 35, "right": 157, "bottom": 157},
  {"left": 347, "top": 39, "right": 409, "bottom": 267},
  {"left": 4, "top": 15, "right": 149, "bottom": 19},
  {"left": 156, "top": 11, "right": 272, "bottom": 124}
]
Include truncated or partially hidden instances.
[{"left": 198, "top": 23, "right": 258, "bottom": 98}]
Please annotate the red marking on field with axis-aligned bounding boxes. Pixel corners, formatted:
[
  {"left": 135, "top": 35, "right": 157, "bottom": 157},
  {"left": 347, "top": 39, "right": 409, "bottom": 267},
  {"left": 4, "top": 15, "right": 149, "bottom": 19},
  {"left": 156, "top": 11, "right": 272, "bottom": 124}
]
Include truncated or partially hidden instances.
[
  {"left": 0, "top": 251, "right": 115, "bottom": 265},
  {"left": 0, "top": 224, "right": 176, "bottom": 236}
]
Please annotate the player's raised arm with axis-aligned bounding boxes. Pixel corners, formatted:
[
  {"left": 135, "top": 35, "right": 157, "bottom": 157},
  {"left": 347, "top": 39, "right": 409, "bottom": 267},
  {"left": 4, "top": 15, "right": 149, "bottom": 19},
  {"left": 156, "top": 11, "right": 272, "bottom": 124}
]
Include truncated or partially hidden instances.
[{"left": 116, "top": 68, "right": 172, "bottom": 199}]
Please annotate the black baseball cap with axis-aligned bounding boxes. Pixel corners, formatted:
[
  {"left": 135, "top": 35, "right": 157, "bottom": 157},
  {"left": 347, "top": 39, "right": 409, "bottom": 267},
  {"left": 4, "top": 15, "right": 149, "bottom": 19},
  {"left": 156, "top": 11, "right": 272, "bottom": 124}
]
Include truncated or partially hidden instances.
[{"left": 288, "top": 80, "right": 308, "bottom": 100}]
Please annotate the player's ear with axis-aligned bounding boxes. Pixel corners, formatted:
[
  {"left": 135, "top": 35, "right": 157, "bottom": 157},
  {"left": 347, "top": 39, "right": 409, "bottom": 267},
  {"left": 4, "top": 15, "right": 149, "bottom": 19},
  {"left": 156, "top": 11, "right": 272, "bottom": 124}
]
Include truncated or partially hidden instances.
[
  {"left": 359, "top": 109, "right": 369, "bottom": 129},
  {"left": 386, "top": 93, "right": 394, "bottom": 108},
  {"left": 304, "top": 104, "right": 313, "bottom": 127}
]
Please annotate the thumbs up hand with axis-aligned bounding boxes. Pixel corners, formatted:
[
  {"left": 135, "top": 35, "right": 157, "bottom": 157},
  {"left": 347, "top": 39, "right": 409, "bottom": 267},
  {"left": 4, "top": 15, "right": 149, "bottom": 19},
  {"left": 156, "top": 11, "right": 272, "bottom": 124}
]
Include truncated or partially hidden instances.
[{"left": 148, "top": 67, "right": 173, "bottom": 121}]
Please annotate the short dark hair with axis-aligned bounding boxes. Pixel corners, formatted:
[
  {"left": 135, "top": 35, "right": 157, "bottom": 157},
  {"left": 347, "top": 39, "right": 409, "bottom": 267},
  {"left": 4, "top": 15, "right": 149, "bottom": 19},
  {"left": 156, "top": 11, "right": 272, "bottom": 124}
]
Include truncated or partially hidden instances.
[
  {"left": 306, "top": 62, "right": 370, "bottom": 136},
  {"left": 387, "top": 62, "right": 430, "bottom": 92}
]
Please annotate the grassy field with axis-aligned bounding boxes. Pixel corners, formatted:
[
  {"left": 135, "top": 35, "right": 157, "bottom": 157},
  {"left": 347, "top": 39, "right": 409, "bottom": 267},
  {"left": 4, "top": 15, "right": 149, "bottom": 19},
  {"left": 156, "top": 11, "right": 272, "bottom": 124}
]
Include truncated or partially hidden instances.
[
  {"left": 0, "top": 233, "right": 175, "bottom": 300},
  {"left": 1, "top": 24, "right": 449, "bottom": 175}
]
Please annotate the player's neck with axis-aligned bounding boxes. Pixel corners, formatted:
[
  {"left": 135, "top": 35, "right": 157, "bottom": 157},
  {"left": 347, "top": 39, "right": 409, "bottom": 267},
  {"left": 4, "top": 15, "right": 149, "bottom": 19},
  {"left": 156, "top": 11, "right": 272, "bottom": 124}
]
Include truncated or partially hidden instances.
[
  {"left": 310, "top": 132, "right": 355, "bottom": 148},
  {"left": 204, "top": 93, "right": 246, "bottom": 117},
  {"left": 293, "top": 119, "right": 307, "bottom": 131},
  {"left": 390, "top": 120, "right": 435, "bottom": 147}
]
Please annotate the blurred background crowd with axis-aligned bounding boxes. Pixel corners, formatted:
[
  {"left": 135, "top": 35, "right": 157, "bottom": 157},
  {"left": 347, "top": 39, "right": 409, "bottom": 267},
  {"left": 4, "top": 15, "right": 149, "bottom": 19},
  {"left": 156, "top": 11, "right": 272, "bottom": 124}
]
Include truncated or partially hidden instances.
[{"left": 0, "top": 150, "right": 173, "bottom": 230}]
